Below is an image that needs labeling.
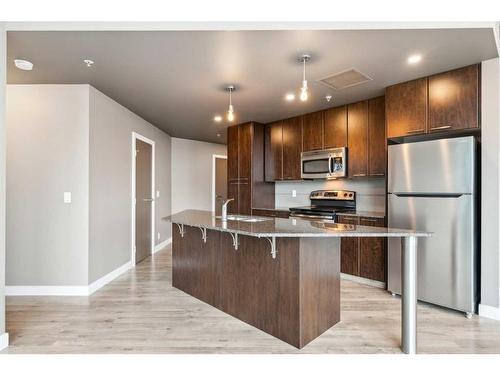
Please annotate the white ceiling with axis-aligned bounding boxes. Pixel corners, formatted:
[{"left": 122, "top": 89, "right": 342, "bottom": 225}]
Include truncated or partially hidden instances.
[{"left": 7, "top": 28, "right": 498, "bottom": 144}]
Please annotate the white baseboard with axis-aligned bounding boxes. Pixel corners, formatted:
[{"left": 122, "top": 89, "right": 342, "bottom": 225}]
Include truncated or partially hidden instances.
[
  {"left": 88, "top": 261, "right": 133, "bottom": 295},
  {"left": 6, "top": 261, "right": 133, "bottom": 296},
  {"left": 341, "top": 273, "right": 386, "bottom": 289},
  {"left": 5, "top": 285, "right": 89, "bottom": 296},
  {"left": 154, "top": 237, "right": 172, "bottom": 253},
  {"left": 479, "top": 303, "right": 500, "bottom": 320},
  {"left": 0, "top": 332, "right": 9, "bottom": 351}
]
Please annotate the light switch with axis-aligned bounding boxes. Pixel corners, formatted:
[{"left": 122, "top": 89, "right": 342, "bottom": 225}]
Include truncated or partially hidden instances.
[
  {"left": 292, "top": 190, "right": 297, "bottom": 197},
  {"left": 156, "top": 190, "right": 160, "bottom": 198},
  {"left": 64, "top": 192, "right": 72, "bottom": 204}
]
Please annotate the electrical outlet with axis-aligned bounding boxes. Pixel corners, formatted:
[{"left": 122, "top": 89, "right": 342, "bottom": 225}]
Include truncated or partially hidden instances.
[
  {"left": 63, "top": 192, "right": 72, "bottom": 203},
  {"left": 157, "top": 232, "right": 160, "bottom": 240},
  {"left": 292, "top": 190, "right": 297, "bottom": 197}
]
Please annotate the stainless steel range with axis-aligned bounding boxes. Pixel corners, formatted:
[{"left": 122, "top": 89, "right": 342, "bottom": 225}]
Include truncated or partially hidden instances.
[{"left": 289, "top": 190, "right": 356, "bottom": 221}]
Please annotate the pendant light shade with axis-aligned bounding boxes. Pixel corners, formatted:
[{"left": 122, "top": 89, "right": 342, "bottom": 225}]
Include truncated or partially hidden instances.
[
  {"left": 298, "top": 55, "right": 311, "bottom": 101},
  {"left": 225, "top": 85, "right": 235, "bottom": 122}
]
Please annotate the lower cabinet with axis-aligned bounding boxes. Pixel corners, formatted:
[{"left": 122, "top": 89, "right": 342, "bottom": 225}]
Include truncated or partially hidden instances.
[
  {"left": 251, "top": 208, "right": 290, "bottom": 219},
  {"left": 337, "top": 215, "right": 386, "bottom": 282}
]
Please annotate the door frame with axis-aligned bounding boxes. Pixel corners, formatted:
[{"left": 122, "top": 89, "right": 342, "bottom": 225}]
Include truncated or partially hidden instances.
[
  {"left": 211, "top": 154, "right": 228, "bottom": 212},
  {"left": 131, "top": 132, "right": 156, "bottom": 265}
]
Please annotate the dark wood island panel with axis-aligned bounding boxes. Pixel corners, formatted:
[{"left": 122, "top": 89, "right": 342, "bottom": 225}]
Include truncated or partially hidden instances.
[{"left": 172, "top": 224, "right": 341, "bottom": 348}]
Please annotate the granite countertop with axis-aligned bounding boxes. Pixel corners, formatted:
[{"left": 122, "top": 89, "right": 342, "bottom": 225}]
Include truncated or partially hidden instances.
[
  {"left": 165, "top": 210, "right": 430, "bottom": 238},
  {"left": 336, "top": 210, "right": 386, "bottom": 218}
]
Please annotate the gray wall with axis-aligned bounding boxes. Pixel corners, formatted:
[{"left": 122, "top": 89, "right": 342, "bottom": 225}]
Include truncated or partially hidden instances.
[
  {"left": 89, "top": 86, "right": 171, "bottom": 283},
  {"left": 481, "top": 58, "right": 500, "bottom": 309},
  {"left": 6, "top": 85, "right": 90, "bottom": 286},
  {"left": 1, "top": 22, "right": 6, "bottom": 334},
  {"left": 275, "top": 178, "right": 386, "bottom": 212},
  {"left": 171, "top": 138, "right": 226, "bottom": 214}
]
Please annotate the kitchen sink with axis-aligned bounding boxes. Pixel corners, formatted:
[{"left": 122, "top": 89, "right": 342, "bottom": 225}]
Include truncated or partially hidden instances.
[{"left": 216, "top": 215, "right": 270, "bottom": 222}]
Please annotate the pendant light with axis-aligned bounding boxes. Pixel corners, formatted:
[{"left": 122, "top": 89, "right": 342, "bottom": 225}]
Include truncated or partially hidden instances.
[
  {"left": 225, "top": 85, "right": 235, "bottom": 122},
  {"left": 298, "top": 54, "right": 311, "bottom": 101}
]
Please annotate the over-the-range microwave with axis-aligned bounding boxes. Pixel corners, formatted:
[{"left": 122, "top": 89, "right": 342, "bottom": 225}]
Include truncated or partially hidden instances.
[{"left": 301, "top": 147, "right": 347, "bottom": 179}]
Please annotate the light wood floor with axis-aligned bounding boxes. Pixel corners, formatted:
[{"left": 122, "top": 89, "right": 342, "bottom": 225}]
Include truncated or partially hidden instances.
[{"left": 3, "top": 246, "right": 500, "bottom": 354}]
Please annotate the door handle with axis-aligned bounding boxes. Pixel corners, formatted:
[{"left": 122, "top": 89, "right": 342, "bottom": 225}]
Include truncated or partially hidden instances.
[
  {"left": 430, "top": 125, "right": 452, "bottom": 131},
  {"left": 143, "top": 198, "right": 154, "bottom": 202}
]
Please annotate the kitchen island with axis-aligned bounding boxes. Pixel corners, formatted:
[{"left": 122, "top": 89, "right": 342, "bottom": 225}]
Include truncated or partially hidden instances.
[{"left": 166, "top": 210, "right": 431, "bottom": 353}]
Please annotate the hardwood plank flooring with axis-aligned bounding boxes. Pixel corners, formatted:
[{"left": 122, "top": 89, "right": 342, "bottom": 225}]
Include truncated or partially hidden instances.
[{"left": 3, "top": 246, "right": 500, "bottom": 354}]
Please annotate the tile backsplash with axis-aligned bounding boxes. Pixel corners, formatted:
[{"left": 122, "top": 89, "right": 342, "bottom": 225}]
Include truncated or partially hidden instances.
[{"left": 275, "top": 178, "right": 386, "bottom": 213}]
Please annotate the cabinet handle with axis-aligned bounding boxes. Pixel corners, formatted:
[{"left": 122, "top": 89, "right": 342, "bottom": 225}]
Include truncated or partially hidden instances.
[
  {"left": 370, "top": 173, "right": 385, "bottom": 176},
  {"left": 352, "top": 173, "right": 367, "bottom": 177},
  {"left": 361, "top": 218, "right": 378, "bottom": 222},
  {"left": 406, "top": 129, "right": 425, "bottom": 134},
  {"left": 430, "top": 125, "right": 452, "bottom": 131},
  {"left": 283, "top": 176, "right": 297, "bottom": 180}
]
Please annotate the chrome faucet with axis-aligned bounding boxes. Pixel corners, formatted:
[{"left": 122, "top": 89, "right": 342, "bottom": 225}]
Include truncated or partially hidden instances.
[{"left": 221, "top": 198, "right": 235, "bottom": 221}]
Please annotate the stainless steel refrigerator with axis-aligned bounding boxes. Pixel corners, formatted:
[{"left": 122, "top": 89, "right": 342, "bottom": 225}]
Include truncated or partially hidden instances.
[{"left": 387, "top": 136, "right": 477, "bottom": 316}]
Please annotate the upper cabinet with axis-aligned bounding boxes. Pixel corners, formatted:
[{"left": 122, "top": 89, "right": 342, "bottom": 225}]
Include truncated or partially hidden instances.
[
  {"left": 324, "top": 105, "right": 348, "bottom": 149},
  {"left": 386, "top": 77, "right": 428, "bottom": 138},
  {"left": 302, "top": 111, "right": 324, "bottom": 151},
  {"left": 347, "top": 101, "right": 369, "bottom": 178},
  {"left": 368, "top": 96, "right": 386, "bottom": 177},
  {"left": 264, "top": 121, "right": 283, "bottom": 182},
  {"left": 386, "top": 64, "right": 480, "bottom": 139},
  {"left": 428, "top": 64, "right": 479, "bottom": 132},
  {"left": 282, "top": 116, "right": 302, "bottom": 180}
]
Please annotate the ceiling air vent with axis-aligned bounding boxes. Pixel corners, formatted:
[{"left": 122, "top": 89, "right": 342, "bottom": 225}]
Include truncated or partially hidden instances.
[{"left": 317, "top": 68, "right": 372, "bottom": 90}]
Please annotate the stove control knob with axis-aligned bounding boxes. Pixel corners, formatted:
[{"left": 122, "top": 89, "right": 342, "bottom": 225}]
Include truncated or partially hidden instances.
[
  {"left": 349, "top": 193, "right": 353, "bottom": 197},
  {"left": 343, "top": 193, "right": 347, "bottom": 197}
]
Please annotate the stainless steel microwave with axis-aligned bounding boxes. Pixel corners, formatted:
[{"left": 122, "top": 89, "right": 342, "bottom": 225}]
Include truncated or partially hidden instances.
[{"left": 301, "top": 147, "right": 347, "bottom": 179}]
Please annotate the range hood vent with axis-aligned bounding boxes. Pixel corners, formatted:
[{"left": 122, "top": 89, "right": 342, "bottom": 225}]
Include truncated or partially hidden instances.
[{"left": 317, "top": 68, "right": 372, "bottom": 90}]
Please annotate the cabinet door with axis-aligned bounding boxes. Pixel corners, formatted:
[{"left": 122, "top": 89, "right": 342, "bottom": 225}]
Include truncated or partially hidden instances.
[
  {"left": 238, "top": 122, "right": 252, "bottom": 181},
  {"left": 359, "top": 217, "right": 386, "bottom": 282},
  {"left": 347, "top": 101, "right": 369, "bottom": 178},
  {"left": 337, "top": 215, "right": 359, "bottom": 276},
  {"left": 302, "top": 111, "right": 324, "bottom": 151},
  {"left": 265, "top": 121, "right": 283, "bottom": 181},
  {"left": 386, "top": 78, "right": 427, "bottom": 138},
  {"left": 324, "top": 105, "right": 347, "bottom": 149},
  {"left": 282, "top": 116, "right": 302, "bottom": 180},
  {"left": 428, "top": 64, "right": 479, "bottom": 132},
  {"left": 368, "top": 96, "right": 386, "bottom": 177},
  {"left": 227, "top": 181, "right": 239, "bottom": 214},
  {"left": 227, "top": 125, "right": 239, "bottom": 181},
  {"left": 238, "top": 182, "right": 252, "bottom": 215},
  {"left": 323, "top": 105, "right": 347, "bottom": 149}
]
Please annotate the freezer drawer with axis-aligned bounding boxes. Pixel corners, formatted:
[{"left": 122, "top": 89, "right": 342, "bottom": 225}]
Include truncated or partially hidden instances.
[
  {"left": 388, "top": 137, "right": 475, "bottom": 194},
  {"left": 388, "top": 194, "right": 476, "bottom": 313}
]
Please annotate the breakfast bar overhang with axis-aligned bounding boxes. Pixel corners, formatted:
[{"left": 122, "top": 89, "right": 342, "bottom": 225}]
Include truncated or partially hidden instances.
[{"left": 166, "top": 210, "right": 431, "bottom": 354}]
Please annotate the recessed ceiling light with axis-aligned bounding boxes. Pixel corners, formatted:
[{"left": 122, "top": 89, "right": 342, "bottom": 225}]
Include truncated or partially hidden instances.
[
  {"left": 14, "top": 59, "right": 33, "bottom": 71},
  {"left": 285, "top": 93, "right": 295, "bottom": 101},
  {"left": 407, "top": 54, "right": 422, "bottom": 64},
  {"left": 84, "top": 59, "right": 94, "bottom": 67},
  {"left": 213, "top": 115, "right": 222, "bottom": 122},
  {"left": 217, "top": 133, "right": 221, "bottom": 138}
]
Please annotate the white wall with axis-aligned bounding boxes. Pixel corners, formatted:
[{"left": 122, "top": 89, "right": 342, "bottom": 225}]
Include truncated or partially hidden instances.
[
  {"left": 89, "top": 87, "right": 171, "bottom": 283},
  {"left": 480, "top": 57, "right": 500, "bottom": 317},
  {"left": 275, "top": 178, "right": 385, "bottom": 212},
  {"left": 171, "top": 138, "right": 226, "bottom": 214},
  {"left": 6, "top": 85, "right": 90, "bottom": 286},
  {"left": 0, "top": 22, "right": 7, "bottom": 342}
]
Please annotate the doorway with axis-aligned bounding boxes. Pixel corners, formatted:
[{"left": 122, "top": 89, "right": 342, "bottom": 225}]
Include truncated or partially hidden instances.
[
  {"left": 132, "top": 132, "right": 155, "bottom": 265},
  {"left": 212, "top": 155, "right": 227, "bottom": 215}
]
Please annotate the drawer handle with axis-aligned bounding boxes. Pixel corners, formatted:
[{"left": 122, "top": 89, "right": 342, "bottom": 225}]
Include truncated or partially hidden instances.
[
  {"left": 430, "top": 125, "right": 452, "bottom": 131},
  {"left": 406, "top": 129, "right": 425, "bottom": 134},
  {"left": 361, "top": 218, "right": 378, "bottom": 222},
  {"left": 352, "top": 173, "right": 366, "bottom": 177},
  {"left": 370, "top": 173, "right": 385, "bottom": 176}
]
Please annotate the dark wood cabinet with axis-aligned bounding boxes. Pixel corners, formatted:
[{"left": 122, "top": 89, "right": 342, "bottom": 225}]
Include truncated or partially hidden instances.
[
  {"left": 324, "top": 105, "right": 347, "bottom": 149},
  {"left": 347, "top": 101, "right": 369, "bottom": 178},
  {"left": 282, "top": 116, "right": 302, "bottom": 180},
  {"left": 337, "top": 214, "right": 386, "bottom": 282},
  {"left": 337, "top": 215, "right": 360, "bottom": 276},
  {"left": 368, "top": 97, "right": 386, "bottom": 177},
  {"left": 227, "top": 122, "right": 275, "bottom": 215},
  {"left": 428, "top": 64, "right": 479, "bottom": 132},
  {"left": 386, "top": 77, "right": 428, "bottom": 138},
  {"left": 302, "top": 111, "right": 323, "bottom": 152},
  {"left": 264, "top": 121, "right": 283, "bottom": 182},
  {"left": 359, "top": 217, "right": 386, "bottom": 282}
]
